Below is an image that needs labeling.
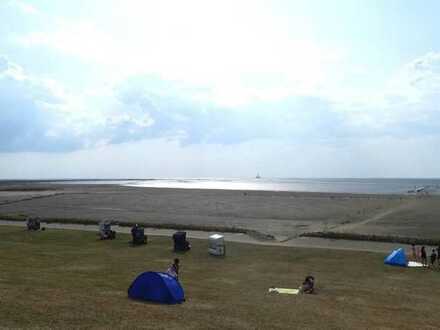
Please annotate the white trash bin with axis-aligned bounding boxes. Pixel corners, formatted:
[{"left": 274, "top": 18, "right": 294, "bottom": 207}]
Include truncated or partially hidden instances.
[{"left": 208, "top": 234, "right": 225, "bottom": 256}]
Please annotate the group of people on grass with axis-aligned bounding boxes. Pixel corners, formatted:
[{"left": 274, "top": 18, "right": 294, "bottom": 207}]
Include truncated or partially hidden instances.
[{"left": 411, "top": 244, "right": 440, "bottom": 267}]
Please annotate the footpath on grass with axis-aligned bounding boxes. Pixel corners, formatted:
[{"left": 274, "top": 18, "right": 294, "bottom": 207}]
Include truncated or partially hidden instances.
[{"left": 0, "top": 219, "right": 426, "bottom": 254}]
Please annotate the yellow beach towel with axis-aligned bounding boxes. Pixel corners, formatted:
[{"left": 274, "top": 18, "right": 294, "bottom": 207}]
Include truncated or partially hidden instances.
[{"left": 268, "top": 287, "right": 299, "bottom": 295}]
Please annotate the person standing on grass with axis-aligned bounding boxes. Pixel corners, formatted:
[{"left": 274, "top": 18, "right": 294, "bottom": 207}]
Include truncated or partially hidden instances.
[
  {"left": 411, "top": 244, "right": 417, "bottom": 261},
  {"left": 430, "top": 249, "right": 437, "bottom": 267},
  {"left": 421, "top": 246, "right": 427, "bottom": 266},
  {"left": 438, "top": 246, "right": 440, "bottom": 266}
]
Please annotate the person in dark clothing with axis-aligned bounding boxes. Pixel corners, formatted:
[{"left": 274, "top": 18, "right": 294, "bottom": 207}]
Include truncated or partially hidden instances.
[
  {"left": 421, "top": 246, "right": 427, "bottom": 266},
  {"left": 131, "top": 224, "right": 138, "bottom": 241},
  {"left": 131, "top": 224, "right": 138, "bottom": 235},
  {"left": 437, "top": 246, "right": 440, "bottom": 266},
  {"left": 300, "top": 275, "right": 315, "bottom": 294},
  {"left": 430, "top": 249, "right": 437, "bottom": 267}
]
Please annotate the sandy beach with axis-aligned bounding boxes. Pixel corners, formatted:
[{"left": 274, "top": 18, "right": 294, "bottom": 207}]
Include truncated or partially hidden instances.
[{"left": 1, "top": 182, "right": 438, "bottom": 242}]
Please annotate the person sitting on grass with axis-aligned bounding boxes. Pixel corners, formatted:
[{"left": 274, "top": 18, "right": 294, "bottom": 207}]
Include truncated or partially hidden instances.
[
  {"left": 300, "top": 275, "right": 315, "bottom": 294},
  {"left": 26, "top": 217, "right": 41, "bottom": 231},
  {"left": 167, "top": 258, "right": 180, "bottom": 280}
]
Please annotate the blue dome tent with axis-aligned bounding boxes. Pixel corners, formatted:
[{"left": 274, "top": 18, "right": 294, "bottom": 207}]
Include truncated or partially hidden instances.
[
  {"left": 384, "top": 248, "right": 408, "bottom": 267},
  {"left": 128, "top": 272, "right": 185, "bottom": 304}
]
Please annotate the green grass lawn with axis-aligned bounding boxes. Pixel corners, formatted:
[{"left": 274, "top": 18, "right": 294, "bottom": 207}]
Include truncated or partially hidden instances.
[{"left": 0, "top": 226, "right": 439, "bottom": 329}]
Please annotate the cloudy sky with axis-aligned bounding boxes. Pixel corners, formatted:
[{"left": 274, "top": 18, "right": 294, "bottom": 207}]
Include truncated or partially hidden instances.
[{"left": 1, "top": 0, "right": 440, "bottom": 179}]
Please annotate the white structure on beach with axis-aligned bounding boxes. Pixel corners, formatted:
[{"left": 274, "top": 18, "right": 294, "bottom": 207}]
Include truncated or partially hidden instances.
[{"left": 209, "top": 234, "right": 225, "bottom": 256}]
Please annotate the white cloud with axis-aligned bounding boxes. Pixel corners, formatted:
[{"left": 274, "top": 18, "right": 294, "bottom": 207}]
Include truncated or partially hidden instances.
[
  {"left": 19, "top": 21, "right": 122, "bottom": 67},
  {"left": 0, "top": 56, "right": 157, "bottom": 151},
  {"left": 321, "top": 51, "right": 440, "bottom": 133},
  {"left": 7, "top": 0, "right": 40, "bottom": 15},
  {"left": 387, "top": 52, "right": 440, "bottom": 104},
  {"left": 16, "top": 0, "right": 346, "bottom": 106},
  {"left": 3, "top": 49, "right": 440, "bottom": 155},
  {"left": 2, "top": 1, "right": 440, "bottom": 178}
]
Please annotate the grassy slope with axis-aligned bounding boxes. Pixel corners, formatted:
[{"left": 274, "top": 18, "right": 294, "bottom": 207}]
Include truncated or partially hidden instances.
[{"left": 0, "top": 226, "right": 439, "bottom": 330}]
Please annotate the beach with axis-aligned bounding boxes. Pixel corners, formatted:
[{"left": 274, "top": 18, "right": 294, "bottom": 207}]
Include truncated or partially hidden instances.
[
  {"left": 1, "top": 183, "right": 440, "bottom": 329},
  {"left": 1, "top": 182, "right": 438, "bottom": 242}
]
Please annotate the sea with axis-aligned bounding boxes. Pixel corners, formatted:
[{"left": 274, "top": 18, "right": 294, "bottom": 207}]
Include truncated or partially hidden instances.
[{"left": 51, "top": 178, "right": 440, "bottom": 195}]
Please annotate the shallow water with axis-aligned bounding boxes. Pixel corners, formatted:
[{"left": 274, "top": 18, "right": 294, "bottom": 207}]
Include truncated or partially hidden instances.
[{"left": 51, "top": 178, "right": 440, "bottom": 194}]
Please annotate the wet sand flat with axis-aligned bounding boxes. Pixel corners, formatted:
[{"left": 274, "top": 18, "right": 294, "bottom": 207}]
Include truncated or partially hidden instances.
[
  {"left": 335, "top": 197, "right": 440, "bottom": 238},
  {"left": 2, "top": 182, "right": 436, "bottom": 240}
]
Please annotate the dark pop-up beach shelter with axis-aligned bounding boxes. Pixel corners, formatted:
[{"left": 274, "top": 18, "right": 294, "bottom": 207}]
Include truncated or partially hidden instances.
[
  {"left": 384, "top": 248, "right": 408, "bottom": 267},
  {"left": 173, "top": 231, "right": 191, "bottom": 252},
  {"left": 128, "top": 272, "right": 185, "bottom": 304}
]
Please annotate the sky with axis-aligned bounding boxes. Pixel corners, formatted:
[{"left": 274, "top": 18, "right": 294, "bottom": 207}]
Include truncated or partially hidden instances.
[{"left": 1, "top": 0, "right": 440, "bottom": 179}]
